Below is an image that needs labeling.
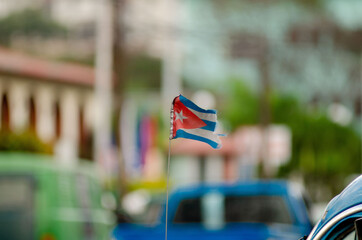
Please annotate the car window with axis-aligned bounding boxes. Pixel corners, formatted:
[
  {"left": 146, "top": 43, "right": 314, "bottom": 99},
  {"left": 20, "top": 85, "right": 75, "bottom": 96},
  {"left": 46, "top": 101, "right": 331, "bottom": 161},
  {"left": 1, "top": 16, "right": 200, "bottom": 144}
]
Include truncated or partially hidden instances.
[
  {"left": 173, "top": 195, "right": 292, "bottom": 225},
  {"left": 342, "top": 230, "right": 355, "bottom": 240},
  {"left": 330, "top": 228, "right": 355, "bottom": 240},
  {"left": 323, "top": 218, "right": 355, "bottom": 240},
  {"left": 0, "top": 178, "right": 34, "bottom": 208},
  {"left": 173, "top": 197, "right": 201, "bottom": 223},
  {"left": 0, "top": 176, "right": 35, "bottom": 240},
  {"left": 225, "top": 195, "right": 292, "bottom": 224}
]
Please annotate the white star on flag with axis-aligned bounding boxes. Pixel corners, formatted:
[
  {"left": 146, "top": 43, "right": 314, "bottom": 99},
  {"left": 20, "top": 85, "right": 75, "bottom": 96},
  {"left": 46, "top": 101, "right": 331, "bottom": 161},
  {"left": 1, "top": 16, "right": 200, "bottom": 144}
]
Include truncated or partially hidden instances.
[
  {"left": 170, "top": 94, "right": 223, "bottom": 149},
  {"left": 175, "top": 110, "right": 188, "bottom": 123}
]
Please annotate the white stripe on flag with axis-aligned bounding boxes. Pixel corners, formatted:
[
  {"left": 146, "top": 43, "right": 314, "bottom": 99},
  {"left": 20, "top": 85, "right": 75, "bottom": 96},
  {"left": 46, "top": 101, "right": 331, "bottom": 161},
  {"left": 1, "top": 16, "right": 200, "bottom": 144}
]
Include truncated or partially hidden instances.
[
  {"left": 189, "top": 109, "right": 217, "bottom": 122},
  {"left": 182, "top": 128, "right": 221, "bottom": 145}
]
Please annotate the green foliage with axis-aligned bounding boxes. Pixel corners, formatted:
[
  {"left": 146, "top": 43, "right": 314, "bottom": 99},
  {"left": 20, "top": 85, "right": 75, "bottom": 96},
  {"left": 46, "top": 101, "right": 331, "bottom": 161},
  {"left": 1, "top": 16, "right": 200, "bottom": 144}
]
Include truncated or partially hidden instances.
[
  {"left": 279, "top": 114, "right": 361, "bottom": 200},
  {"left": 0, "top": 9, "right": 67, "bottom": 45},
  {"left": 222, "top": 79, "right": 361, "bottom": 200},
  {"left": 56, "top": 55, "right": 95, "bottom": 66},
  {"left": 295, "top": 0, "right": 323, "bottom": 8},
  {"left": 125, "top": 55, "right": 162, "bottom": 90},
  {"left": 223, "top": 79, "right": 259, "bottom": 128},
  {"left": 0, "top": 131, "right": 53, "bottom": 154}
]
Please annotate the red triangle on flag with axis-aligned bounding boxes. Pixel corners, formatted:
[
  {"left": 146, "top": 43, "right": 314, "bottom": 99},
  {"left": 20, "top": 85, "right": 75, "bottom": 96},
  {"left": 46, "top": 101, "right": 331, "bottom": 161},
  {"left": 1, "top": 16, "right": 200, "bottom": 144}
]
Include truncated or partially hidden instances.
[{"left": 173, "top": 97, "right": 206, "bottom": 135}]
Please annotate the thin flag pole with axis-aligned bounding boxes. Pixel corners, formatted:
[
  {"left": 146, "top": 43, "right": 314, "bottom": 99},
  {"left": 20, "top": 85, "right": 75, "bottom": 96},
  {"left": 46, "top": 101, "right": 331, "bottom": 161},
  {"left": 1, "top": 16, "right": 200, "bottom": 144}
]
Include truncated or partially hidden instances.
[
  {"left": 165, "top": 103, "right": 174, "bottom": 240},
  {"left": 360, "top": 53, "right": 362, "bottom": 173},
  {"left": 165, "top": 139, "right": 171, "bottom": 240}
]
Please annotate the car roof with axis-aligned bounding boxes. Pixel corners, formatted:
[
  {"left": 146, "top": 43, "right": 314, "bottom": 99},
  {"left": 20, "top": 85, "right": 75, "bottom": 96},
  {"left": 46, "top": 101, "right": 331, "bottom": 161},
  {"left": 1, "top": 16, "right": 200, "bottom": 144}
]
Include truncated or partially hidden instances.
[
  {"left": 0, "top": 152, "right": 97, "bottom": 178},
  {"left": 161, "top": 180, "right": 312, "bottom": 227},
  {"left": 170, "top": 180, "right": 292, "bottom": 196},
  {"left": 312, "top": 175, "right": 362, "bottom": 235}
]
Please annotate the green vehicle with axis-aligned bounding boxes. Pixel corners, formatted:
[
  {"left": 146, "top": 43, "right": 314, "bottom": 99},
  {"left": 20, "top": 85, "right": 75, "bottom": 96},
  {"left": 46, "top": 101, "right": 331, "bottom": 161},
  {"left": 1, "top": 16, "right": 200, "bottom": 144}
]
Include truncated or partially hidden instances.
[{"left": 0, "top": 152, "right": 115, "bottom": 240}]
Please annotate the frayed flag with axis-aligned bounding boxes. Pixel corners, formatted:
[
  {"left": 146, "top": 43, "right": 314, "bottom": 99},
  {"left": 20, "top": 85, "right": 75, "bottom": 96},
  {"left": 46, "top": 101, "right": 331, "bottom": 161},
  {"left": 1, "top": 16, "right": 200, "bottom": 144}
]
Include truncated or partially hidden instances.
[{"left": 169, "top": 94, "right": 222, "bottom": 149}]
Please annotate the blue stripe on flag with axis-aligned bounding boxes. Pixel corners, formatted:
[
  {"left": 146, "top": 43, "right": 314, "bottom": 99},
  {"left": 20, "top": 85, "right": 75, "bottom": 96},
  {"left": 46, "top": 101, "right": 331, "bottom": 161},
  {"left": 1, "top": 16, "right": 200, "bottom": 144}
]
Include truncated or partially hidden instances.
[
  {"left": 200, "top": 120, "right": 216, "bottom": 131},
  {"left": 179, "top": 95, "right": 217, "bottom": 114},
  {"left": 174, "top": 129, "right": 220, "bottom": 149}
]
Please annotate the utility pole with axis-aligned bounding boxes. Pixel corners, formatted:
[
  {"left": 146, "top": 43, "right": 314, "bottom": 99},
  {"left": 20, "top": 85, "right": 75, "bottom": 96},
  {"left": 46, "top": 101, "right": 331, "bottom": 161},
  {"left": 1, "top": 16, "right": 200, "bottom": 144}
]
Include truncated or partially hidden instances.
[
  {"left": 95, "top": 0, "right": 114, "bottom": 181},
  {"left": 360, "top": 53, "right": 362, "bottom": 173},
  {"left": 258, "top": 52, "right": 272, "bottom": 179},
  {"left": 112, "top": 0, "right": 127, "bottom": 198},
  {"left": 232, "top": 33, "right": 271, "bottom": 178},
  {"left": 259, "top": 56, "right": 271, "bottom": 128},
  {"left": 161, "top": 0, "right": 182, "bottom": 122}
]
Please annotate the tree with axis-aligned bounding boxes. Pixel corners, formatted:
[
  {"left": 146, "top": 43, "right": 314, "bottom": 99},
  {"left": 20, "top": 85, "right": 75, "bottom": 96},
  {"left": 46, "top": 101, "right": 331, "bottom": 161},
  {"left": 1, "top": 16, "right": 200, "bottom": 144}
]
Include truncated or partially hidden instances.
[
  {"left": 223, "top": 79, "right": 361, "bottom": 201},
  {"left": 0, "top": 131, "right": 52, "bottom": 154},
  {"left": 0, "top": 9, "right": 67, "bottom": 45}
]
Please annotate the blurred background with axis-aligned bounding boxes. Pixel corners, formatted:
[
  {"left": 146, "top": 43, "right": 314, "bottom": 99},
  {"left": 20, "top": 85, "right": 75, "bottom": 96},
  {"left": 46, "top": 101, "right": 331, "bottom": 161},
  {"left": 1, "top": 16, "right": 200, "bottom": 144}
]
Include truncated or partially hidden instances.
[{"left": 0, "top": 0, "right": 361, "bottom": 237}]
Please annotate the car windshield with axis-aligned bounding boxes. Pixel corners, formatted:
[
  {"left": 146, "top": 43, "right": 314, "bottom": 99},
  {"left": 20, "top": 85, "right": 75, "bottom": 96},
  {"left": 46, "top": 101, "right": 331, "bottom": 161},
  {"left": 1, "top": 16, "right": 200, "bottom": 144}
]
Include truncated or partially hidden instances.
[
  {"left": 0, "top": 176, "right": 35, "bottom": 240},
  {"left": 225, "top": 195, "right": 292, "bottom": 224},
  {"left": 173, "top": 195, "right": 292, "bottom": 225}
]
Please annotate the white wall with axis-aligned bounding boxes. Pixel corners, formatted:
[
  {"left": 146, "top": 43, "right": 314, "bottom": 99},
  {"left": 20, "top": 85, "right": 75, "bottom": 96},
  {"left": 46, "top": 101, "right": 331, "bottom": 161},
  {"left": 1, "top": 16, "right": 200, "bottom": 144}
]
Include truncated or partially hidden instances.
[
  {"left": 0, "top": 76, "right": 95, "bottom": 166},
  {"left": 35, "top": 85, "right": 56, "bottom": 141},
  {"left": 51, "top": 0, "right": 97, "bottom": 27},
  {"left": 204, "top": 156, "right": 224, "bottom": 183},
  {"left": 0, "top": 0, "right": 44, "bottom": 17},
  {"left": 171, "top": 156, "right": 200, "bottom": 188},
  {"left": 55, "top": 88, "right": 80, "bottom": 165},
  {"left": 8, "top": 81, "right": 29, "bottom": 132}
]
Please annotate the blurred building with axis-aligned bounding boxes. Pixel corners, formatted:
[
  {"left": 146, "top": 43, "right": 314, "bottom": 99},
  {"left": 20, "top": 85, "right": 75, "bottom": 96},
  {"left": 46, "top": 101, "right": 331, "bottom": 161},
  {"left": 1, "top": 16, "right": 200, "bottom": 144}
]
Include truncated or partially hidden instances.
[
  {"left": 0, "top": 0, "right": 183, "bottom": 183},
  {"left": 0, "top": 0, "right": 95, "bottom": 27},
  {"left": 0, "top": 47, "right": 96, "bottom": 161},
  {"left": 181, "top": 0, "right": 361, "bottom": 121},
  {"left": 164, "top": 0, "right": 362, "bottom": 185},
  {"left": 0, "top": 0, "right": 96, "bottom": 60},
  {"left": 121, "top": 0, "right": 361, "bottom": 185},
  {"left": 0, "top": 0, "right": 45, "bottom": 17},
  {"left": 0, "top": 0, "right": 182, "bottom": 60},
  {"left": 1, "top": 0, "right": 360, "bottom": 186},
  {"left": 169, "top": 125, "right": 291, "bottom": 187}
]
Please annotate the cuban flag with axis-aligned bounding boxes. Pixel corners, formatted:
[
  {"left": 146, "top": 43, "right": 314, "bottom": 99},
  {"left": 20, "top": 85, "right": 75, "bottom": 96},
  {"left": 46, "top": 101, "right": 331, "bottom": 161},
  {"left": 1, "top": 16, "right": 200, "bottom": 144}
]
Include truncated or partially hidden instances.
[{"left": 170, "top": 95, "right": 222, "bottom": 149}]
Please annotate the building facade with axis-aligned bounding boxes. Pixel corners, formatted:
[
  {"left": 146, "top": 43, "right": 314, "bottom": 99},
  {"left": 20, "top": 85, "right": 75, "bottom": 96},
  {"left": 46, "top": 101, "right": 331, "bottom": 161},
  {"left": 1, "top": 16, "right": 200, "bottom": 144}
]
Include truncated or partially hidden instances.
[{"left": 0, "top": 47, "right": 96, "bottom": 164}]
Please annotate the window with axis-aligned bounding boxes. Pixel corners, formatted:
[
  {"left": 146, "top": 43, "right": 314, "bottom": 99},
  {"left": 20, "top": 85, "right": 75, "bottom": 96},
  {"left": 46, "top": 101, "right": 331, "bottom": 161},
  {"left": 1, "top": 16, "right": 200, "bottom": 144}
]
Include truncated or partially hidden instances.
[
  {"left": 173, "top": 198, "right": 202, "bottom": 223},
  {"left": 1, "top": 93, "right": 10, "bottom": 131},
  {"left": 342, "top": 230, "right": 356, "bottom": 240},
  {"left": 29, "top": 96, "right": 36, "bottom": 132},
  {"left": 0, "top": 176, "right": 35, "bottom": 240},
  {"left": 229, "top": 33, "right": 267, "bottom": 59},
  {"left": 55, "top": 101, "right": 61, "bottom": 139},
  {"left": 225, "top": 195, "right": 292, "bottom": 224},
  {"left": 173, "top": 194, "right": 292, "bottom": 225},
  {"left": 0, "top": 177, "right": 34, "bottom": 208},
  {"left": 323, "top": 218, "right": 356, "bottom": 240}
]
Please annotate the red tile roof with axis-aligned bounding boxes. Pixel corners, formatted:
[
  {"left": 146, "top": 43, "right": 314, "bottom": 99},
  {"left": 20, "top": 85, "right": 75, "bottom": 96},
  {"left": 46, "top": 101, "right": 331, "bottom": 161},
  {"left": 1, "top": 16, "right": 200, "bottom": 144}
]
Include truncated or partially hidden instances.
[{"left": 0, "top": 47, "right": 94, "bottom": 86}]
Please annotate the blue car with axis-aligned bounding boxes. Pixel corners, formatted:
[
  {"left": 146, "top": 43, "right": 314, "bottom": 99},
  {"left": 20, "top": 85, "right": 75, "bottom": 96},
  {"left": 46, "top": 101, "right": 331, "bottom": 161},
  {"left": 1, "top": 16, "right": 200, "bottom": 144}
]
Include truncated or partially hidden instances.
[
  {"left": 304, "top": 175, "right": 362, "bottom": 240},
  {"left": 113, "top": 181, "right": 313, "bottom": 240}
]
